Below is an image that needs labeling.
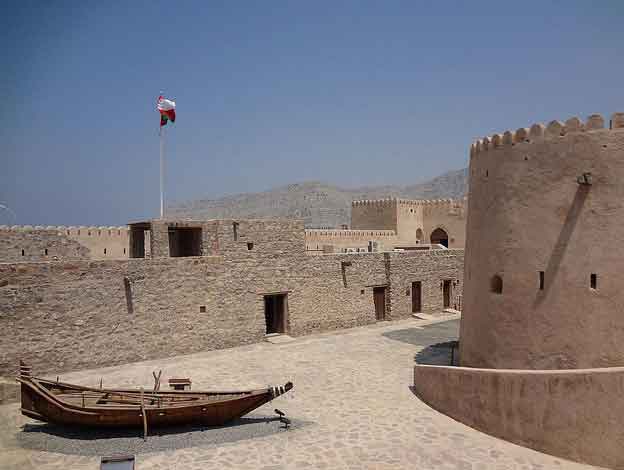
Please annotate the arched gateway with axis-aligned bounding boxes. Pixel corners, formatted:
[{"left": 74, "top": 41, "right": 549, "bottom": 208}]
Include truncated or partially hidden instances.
[{"left": 430, "top": 228, "right": 449, "bottom": 247}]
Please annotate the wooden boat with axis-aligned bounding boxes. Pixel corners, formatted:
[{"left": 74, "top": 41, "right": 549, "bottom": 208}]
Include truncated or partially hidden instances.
[{"left": 17, "top": 365, "right": 293, "bottom": 430}]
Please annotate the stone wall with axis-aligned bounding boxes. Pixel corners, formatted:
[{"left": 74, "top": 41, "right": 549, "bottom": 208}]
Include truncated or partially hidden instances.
[
  {"left": 0, "top": 226, "right": 129, "bottom": 262},
  {"left": 413, "top": 364, "right": 624, "bottom": 470},
  {"left": 388, "top": 250, "right": 464, "bottom": 317},
  {"left": 0, "top": 246, "right": 463, "bottom": 376},
  {"left": 0, "top": 229, "right": 91, "bottom": 262}
]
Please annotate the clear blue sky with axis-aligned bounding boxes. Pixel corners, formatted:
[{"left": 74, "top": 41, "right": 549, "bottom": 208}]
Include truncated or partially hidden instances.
[{"left": 1, "top": 1, "right": 622, "bottom": 225}]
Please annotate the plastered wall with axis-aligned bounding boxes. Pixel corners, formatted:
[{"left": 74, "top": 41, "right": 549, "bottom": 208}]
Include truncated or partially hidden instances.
[
  {"left": 413, "top": 364, "right": 624, "bottom": 470},
  {"left": 460, "top": 112, "right": 624, "bottom": 369}
]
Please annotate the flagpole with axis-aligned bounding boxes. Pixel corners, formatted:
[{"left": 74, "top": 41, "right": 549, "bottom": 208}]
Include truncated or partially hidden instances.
[{"left": 160, "top": 125, "right": 165, "bottom": 219}]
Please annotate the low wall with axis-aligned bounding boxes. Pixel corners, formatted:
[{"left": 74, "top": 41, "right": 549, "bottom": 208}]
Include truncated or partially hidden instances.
[{"left": 413, "top": 364, "right": 624, "bottom": 469}]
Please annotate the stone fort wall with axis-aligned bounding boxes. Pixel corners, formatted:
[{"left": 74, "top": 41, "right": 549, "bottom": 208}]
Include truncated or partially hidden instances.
[
  {"left": 460, "top": 112, "right": 624, "bottom": 369},
  {"left": 0, "top": 219, "right": 463, "bottom": 376},
  {"left": 0, "top": 225, "right": 129, "bottom": 262}
]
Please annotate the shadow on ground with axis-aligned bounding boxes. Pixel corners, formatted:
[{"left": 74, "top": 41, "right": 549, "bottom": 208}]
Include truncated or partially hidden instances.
[
  {"left": 381, "top": 320, "right": 459, "bottom": 366},
  {"left": 414, "top": 341, "right": 459, "bottom": 365},
  {"left": 382, "top": 320, "right": 458, "bottom": 346},
  {"left": 18, "top": 413, "right": 311, "bottom": 456}
]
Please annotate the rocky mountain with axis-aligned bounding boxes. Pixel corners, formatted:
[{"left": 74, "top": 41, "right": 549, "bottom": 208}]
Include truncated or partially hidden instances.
[{"left": 168, "top": 168, "right": 468, "bottom": 228}]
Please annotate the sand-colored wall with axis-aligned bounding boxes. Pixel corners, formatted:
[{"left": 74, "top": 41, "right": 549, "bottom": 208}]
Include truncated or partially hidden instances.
[
  {"left": 311, "top": 197, "right": 467, "bottom": 253},
  {"left": 0, "top": 226, "right": 129, "bottom": 261},
  {"left": 460, "top": 113, "right": 624, "bottom": 369},
  {"left": 395, "top": 200, "right": 424, "bottom": 245},
  {"left": 305, "top": 229, "right": 397, "bottom": 253},
  {"left": 351, "top": 199, "right": 398, "bottom": 231},
  {"left": 420, "top": 198, "right": 467, "bottom": 249},
  {"left": 413, "top": 364, "right": 624, "bottom": 470}
]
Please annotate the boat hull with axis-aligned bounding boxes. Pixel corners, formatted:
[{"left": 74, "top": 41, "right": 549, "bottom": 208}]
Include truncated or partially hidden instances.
[{"left": 19, "top": 378, "right": 292, "bottom": 428}]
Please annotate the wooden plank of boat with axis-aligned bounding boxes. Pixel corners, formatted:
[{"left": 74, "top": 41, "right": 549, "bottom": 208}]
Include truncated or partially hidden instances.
[{"left": 17, "top": 373, "right": 293, "bottom": 429}]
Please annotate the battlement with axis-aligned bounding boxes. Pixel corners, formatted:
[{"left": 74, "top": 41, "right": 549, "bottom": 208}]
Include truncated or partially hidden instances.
[
  {"left": 351, "top": 198, "right": 398, "bottom": 207},
  {"left": 470, "top": 112, "right": 624, "bottom": 158},
  {"left": 0, "top": 225, "right": 128, "bottom": 236},
  {"left": 352, "top": 197, "right": 466, "bottom": 207},
  {"left": 305, "top": 229, "right": 397, "bottom": 239}
]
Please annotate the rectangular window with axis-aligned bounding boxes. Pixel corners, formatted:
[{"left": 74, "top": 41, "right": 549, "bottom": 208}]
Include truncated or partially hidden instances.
[
  {"left": 590, "top": 273, "right": 597, "bottom": 289},
  {"left": 232, "top": 222, "right": 239, "bottom": 241},
  {"left": 539, "top": 271, "right": 544, "bottom": 290},
  {"left": 168, "top": 227, "right": 202, "bottom": 257}
]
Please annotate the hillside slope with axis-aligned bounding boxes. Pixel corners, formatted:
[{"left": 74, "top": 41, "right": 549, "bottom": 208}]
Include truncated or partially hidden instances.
[{"left": 168, "top": 168, "right": 468, "bottom": 228}]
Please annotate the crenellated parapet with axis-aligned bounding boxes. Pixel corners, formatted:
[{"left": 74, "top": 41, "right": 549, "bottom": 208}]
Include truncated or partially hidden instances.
[
  {"left": 470, "top": 112, "right": 624, "bottom": 159},
  {"left": 305, "top": 229, "right": 397, "bottom": 239},
  {"left": 352, "top": 197, "right": 466, "bottom": 208},
  {"left": 351, "top": 198, "right": 399, "bottom": 208},
  {"left": 0, "top": 225, "right": 128, "bottom": 236}
]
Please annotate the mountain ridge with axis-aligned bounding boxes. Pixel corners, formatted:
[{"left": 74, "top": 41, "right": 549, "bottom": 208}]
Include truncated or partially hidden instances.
[{"left": 168, "top": 167, "right": 468, "bottom": 228}]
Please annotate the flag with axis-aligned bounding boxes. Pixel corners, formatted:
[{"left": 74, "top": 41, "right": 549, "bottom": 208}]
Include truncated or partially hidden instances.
[{"left": 157, "top": 95, "right": 176, "bottom": 127}]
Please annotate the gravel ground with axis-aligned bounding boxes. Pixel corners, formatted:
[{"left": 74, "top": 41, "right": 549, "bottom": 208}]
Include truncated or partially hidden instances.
[{"left": 16, "top": 413, "right": 308, "bottom": 456}]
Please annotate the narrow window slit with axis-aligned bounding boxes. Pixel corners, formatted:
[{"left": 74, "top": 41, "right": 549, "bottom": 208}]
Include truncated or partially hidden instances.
[
  {"left": 539, "top": 271, "right": 544, "bottom": 290},
  {"left": 490, "top": 275, "right": 503, "bottom": 294},
  {"left": 590, "top": 273, "right": 597, "bottom": 290}
]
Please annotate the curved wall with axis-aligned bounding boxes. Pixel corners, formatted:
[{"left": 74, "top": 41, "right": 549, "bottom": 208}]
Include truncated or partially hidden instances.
[
  {"left": 413, "top": 364, "right": 624, "bottom": 470},
  {"left": 460, "top": 113, "right": 624, "bottom": 369}
]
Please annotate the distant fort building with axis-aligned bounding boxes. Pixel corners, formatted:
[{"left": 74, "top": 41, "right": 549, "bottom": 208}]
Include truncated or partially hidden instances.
[
  {"left": 0, "top": 197, "right": 467, "bottom": 261},
  {"left": 306, "top": 197, "right": 467, "bottom": 254}
]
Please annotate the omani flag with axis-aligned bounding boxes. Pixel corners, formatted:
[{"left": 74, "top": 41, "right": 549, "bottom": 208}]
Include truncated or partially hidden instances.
[{"left": 157, "top": 96, "right": 176, "bottom": 127}]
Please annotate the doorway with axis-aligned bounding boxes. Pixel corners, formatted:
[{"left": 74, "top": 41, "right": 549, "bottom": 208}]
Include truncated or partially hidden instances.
[
  {"left": 373, "top": 287, "right": 386, "bottom": 320},
  {"left": 430, "top": 228, "right": 449, "bottom": 248},
  {"left": 264, "top": 294, "right": 288, "bottom": 334},
  {"left": 412, "top": 281, "right": 422, "bottom": 313},
  {"left": 443, "top": 280, "right": 452, "bottom": 309}
]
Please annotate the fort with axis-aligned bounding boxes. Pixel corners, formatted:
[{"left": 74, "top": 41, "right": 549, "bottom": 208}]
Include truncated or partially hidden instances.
[
  {"left": 4, "top": 110, "right": 622, "bottom": 468},
  {"left": 0, "top": 216, "right": 463, "bottom": 377},
  {"left": 0, "top": 195, "right": 467, "bottom": 261},
  {"left": 413, "top": 112, "right": 624, "bottom": 470},
  {"left": 307, "top": 197, "right": 467, "bottom": 253}
]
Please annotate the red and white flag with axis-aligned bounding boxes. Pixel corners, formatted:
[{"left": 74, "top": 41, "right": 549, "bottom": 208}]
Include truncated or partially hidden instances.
[{"left": 157, "top": 95, "right": 176, "bottom": 127}]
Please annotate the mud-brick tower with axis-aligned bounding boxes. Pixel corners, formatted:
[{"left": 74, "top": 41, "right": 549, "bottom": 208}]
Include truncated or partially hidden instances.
[{"left": 459, "top": 112, "right": 624, "bottom": 369}]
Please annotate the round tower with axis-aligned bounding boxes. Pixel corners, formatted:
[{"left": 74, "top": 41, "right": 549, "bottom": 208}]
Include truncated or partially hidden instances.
[{"left": 459, "top": 112, "right": 624, "bottom": 369}]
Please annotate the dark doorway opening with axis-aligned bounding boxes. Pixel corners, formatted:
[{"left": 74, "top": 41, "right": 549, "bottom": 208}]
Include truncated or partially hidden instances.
[
  {"left": 373, "top": 287, "right": 387, "bottom": 320},
  {"left": 129, "top": 223, "right": 150, "bottom": 258},
  {"left": 168, "top": 227, "right": 202, "bottom": 257},
  {"left": 412, "top": 281, "right": 422, "bottom": 313},
  {"left": 264, "top": 294, "right": 288, "bottom": 334},
  {"left": 443, "top": 280, "right": 452, "bottom": 308},
  {"left": 430, "top": 228, "right": 449, "bottom": 248}
]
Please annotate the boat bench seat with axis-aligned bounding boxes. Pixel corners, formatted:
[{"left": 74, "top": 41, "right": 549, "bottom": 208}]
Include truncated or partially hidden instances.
[{"left": 168, "top": 378, "right": 191, "bottom": 391}]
